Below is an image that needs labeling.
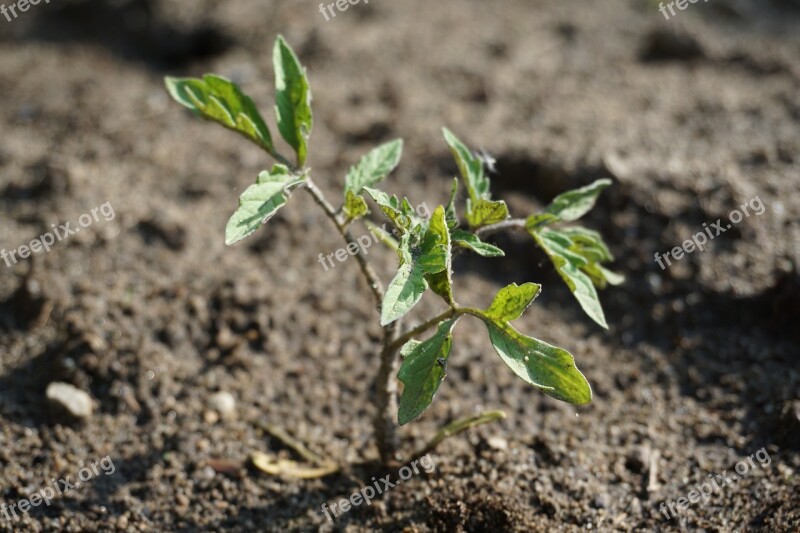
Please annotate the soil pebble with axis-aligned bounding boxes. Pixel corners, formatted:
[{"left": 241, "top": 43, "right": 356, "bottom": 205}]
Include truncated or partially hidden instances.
[{"left": 45, "top": 382, "right": 94, "bottom": 421}]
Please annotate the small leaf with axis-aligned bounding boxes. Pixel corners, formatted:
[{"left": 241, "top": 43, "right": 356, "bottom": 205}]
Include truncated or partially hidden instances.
[
  {"left": 274, "top": 36, "right": 313, "bottom": 167},
  {"left": 529, "top": 228, "right": 608, "bottom": 328},
  {"left": 225, "top": 165, "right": 304, "bottom": 245},
  {"left": 444, "top": 178, "right": 459, "bottom": 230},
  {"left": 543, "top": 179, "right": 612, "bottom": 222},
  {"left": 380, "top": 261, "right": 427, "bottom": 326},
  {"left": 363, "top": 187, "right": 422, "bottom": 236},
  {"left": 345, "top": 140, "right": 404, "bottom": 194},
  {"left": 397, "top": 319, "right": 459, "bottom": 425},
  {"left": 525, "top": 213, "right": 559, "bottom": 230},
  {"left": 343, "top": 190, "right": 369, "bottom": 222},
  {"left": 561, "top": 227, "right": 613, "bottom": 263},
  {"left": 598, "top": 265, "right": 625, "bottom": 286},
  {"left": 451, "top": 230, "right": 505, "bottom": 258},
  {"left": 582, "top": 264, "right": 625, "bottom": 289},
  {"left": 424, "top": 207, "right": 454, "bottom": 305},
  {"left": 380, "top": 208, "right": 451, "bottom": 325},
  {"left": 417, "top": 206, "right": 450, "bottom": 275},
  {"left": 466, "top": 198, "right": 510, "bottom": 228},
  {"left": 484, "top": 282, "right": 541, "bottom": 322},
  {"left": 442, "top": 128, "right": 490, "bottom": 203},
  {"left": 164, "top": 74, "right": 274, "bottom": 153}
]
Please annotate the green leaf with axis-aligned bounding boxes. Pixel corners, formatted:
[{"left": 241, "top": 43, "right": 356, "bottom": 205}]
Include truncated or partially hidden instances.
[
  {"left": 381, "top": 261, "right": 427, "bottom": 326},
  {"left": 529, "top": 228, "right": 608, "bottom": 329},
  {"left": 225, "top": 165, "right": 304, "bottom": 245},
  {"left": 526, "top": 213, "right": 559, "bottom": 231},
  {"left": 473, "top": 284, "right": 592, "bottom": 405},
  {"left": 451, "top": 230, "right": 505, "bottom": 257},
  {"left": 443, "top": 128, "right": 509, "bottom": 229},
  {"left": 465, "top": 198, "right": 510, "bottom": 228},
  {"left": 380, "top": 208, "right": 450, "bottom": 325},
  {"left": 343, "top": 190, "right": 369, "bottom": 222},
  {"left": 344, "top": 140, "right": 404, "bottom": 194},
  {"left": 164, "top": 74, "right": 275, "bottom": 153},
  {"left": 598, "top": 265, "right": 625, "bottom": 286},
  {"left": 483, "top": 320, "right": 592, "bottom": 405},
  {"left": 362, "top": 187, "right": 422, "bottom": 236},
  {"left": 582, "top": 264, "right": 625, "bottom": 289},
  {"left": 424, "top": 207, "right": 454, "bottom": 306},
  {"left": 484, "top": 282, "right": 541, "bottom": 322},
  {"left": 442, "top": 128, "right": 490, "bottom": 203},
  {"left": 543, "top": 179, "right": 612, "bottom": 222},
  {"left": 273, "top": 35, "right": 313, "bottom": 167},
  {"left": 397, "top": 319, "right": 459, "bottom": 425},
  {"left": 560, "top": 227, "right": 613, "bottom": 263},
  {"left": 417, "top": 206, "right": 449, "bottom": 275},
  {"left": 444, "top": 178, "right": 459, "bottom": 230}
]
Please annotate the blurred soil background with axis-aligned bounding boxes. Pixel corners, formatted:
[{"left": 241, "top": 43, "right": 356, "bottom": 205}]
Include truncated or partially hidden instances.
[{"left": 0, "top": 0, "right": 799, "bottom": 530}]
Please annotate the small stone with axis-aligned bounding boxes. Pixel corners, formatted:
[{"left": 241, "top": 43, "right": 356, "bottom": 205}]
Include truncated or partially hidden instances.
[
  {"left": 46, "top": 382, "right": 94, "bottom": 421},
  {"left": 208, "top": 391, "right": 236, "bottom": 420},
  {"left": 203, "top": 410, "right": 219, "bottom": 425},
  {"left": 487, "top": 436, "right": 508, "bottom": 451}
]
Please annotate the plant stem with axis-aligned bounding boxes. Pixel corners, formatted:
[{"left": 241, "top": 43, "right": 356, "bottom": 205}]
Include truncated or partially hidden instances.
[
  {"left": 388, "top": 308, "right": 458, "bottom": 353},
  {"left": 303, "top": 178, "right": 385, "bottom": 306},
  {"left": 407, "top": 410, "right": 507, "bottom": 462},
  {"left": 302, "top": 177, "right": 402, "bottom": 465},
  {"left": 373, "top": 321, "right": 401, "bottom": 465},
  {"left": 474, "top": 218, "right": 526, "bottom": 239}
]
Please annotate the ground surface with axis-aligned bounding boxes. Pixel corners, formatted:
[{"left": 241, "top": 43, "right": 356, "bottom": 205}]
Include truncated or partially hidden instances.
[{"left": 1, "top": 0, "right": 799, "bottom": 531}]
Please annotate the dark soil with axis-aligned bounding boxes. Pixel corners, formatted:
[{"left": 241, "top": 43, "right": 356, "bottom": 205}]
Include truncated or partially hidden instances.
[{"left": 1, "top": 0, "right": 799, "bottom": 531}]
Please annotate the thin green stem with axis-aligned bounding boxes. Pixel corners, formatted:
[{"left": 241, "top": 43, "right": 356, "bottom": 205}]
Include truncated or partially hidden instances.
[
  {"left": 474, "top": 218, "right": 526, "bottom": 239},
  {"left": 303, "top": 178, "right": 386, "bottom": 306},
  {"left": 388, "top": 308, "right": 458, "bottom": 353},
  {"left": 406, "top": 410, "right": 507, "bottom": 462}
]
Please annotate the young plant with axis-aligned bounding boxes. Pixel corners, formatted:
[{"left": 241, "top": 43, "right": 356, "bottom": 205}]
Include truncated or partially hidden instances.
[{"left": 165, "top": 36, "right": 622, "bottom": 469}]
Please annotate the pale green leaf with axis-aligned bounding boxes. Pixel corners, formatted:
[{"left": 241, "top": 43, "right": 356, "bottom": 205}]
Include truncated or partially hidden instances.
[
  {"left": 345, "top": 140, "right": 404, "bottom": 194},
  {"left": 362, "top": 187, "right": 422, "bottom": 236},
  {"left": 442, "top": 128, "right": 490, "bottom": 202},
  {"left": 451, "top": 230, "right": 505, "bottom": 257},
  {"left": 544, "top": 179, "right": 612, "bottom": 222},
  {"left": 380, "top": 261, "right": 427, "bottom": 326},
  {"left": 274, "top": 36, "right": 313, "bottom": 167},
  {"left": 225, "top": 165, "right": 303, "bottom": 245},
  {"left": 526, "top": 213, "right": 559, "bottom": 231},
  {"left": 529, "top": 228, "right": 608, "bottom": 329},
  {"left": 164, "top": 74, "right": 274, "bottom": 153},
  {"left": 561, "top": 227, "right": 613, "bottom": 263}
]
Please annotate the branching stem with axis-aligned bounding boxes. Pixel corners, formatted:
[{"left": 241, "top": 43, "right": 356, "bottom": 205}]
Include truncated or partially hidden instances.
[
  {"left": 388, "top": 308, "right": 458, "bottom": 353},
  {"left": 302, "top": 176, "right": 402, "bottom": 465},
  {"left": 475, "top": 218, "right": 526, "bottom": 239}
]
